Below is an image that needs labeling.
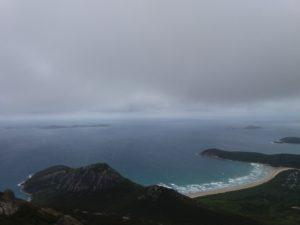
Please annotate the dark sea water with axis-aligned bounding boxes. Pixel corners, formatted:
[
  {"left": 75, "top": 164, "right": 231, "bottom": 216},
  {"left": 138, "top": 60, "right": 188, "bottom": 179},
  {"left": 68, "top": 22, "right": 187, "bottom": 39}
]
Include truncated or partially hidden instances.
[{"left": 0, "top": 118, "right": 299, "bottom": 198}]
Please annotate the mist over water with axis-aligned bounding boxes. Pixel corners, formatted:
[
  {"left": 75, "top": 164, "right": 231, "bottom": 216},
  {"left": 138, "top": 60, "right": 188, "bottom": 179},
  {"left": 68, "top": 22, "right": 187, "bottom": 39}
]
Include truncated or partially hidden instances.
[{"left": 0, "top": 118, "right": 299, "bottom": 198}]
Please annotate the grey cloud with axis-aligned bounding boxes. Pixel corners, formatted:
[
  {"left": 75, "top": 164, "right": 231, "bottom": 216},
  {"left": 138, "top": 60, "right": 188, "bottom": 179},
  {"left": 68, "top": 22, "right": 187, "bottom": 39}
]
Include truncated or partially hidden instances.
[{"left": 0, "top": 0, "right": 300, "bottom": 116}]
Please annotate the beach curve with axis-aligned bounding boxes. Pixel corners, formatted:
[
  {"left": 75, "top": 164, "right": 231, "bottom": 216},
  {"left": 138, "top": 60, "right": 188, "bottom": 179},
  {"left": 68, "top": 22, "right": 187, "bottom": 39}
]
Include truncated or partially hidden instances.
[{"left": 187, "top": 166, "right": 292, "bottom": 198}]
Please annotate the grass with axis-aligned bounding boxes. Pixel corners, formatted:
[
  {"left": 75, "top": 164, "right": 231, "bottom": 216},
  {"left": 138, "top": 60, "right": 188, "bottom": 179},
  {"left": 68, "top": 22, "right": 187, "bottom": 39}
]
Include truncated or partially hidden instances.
[{"left": 197, "top": 169, "right": 300, "bottom": 225}]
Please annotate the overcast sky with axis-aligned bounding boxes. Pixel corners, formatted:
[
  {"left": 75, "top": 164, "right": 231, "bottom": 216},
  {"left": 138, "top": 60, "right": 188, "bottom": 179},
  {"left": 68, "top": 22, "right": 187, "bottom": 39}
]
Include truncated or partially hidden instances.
[{"left": 0, "top": 0, "right": 300, "bottom": 118}]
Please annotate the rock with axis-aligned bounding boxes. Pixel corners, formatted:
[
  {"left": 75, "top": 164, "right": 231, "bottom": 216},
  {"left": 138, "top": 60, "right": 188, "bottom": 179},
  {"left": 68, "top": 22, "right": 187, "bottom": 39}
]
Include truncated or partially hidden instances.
[
  {"left": 22, "top": 163, "right": 138, "bottom": 194},
  {"left": 291, "top": 206, "right": 300, "bottom": 210},
  {"left": 0, "top": 189, "right": 19, "bottom": 216},
  {"left": 55, "top": 215, "right": 83, "bottom": 225},
  {"left": 2, "top": 189, "right": 15, "bottom": 201}
]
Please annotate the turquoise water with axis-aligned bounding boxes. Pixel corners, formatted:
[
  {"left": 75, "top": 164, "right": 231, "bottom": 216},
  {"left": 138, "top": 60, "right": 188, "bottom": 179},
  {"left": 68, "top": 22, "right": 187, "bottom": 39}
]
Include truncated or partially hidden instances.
[{"left": 0, "top": 118, "right": 299, "bottom": 198}]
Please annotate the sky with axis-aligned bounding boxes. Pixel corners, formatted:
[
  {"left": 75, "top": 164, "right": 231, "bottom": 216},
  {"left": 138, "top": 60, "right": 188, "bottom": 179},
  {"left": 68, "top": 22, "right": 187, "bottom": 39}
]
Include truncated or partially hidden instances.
[{"left": 0, "top": 0, "right": 300, "bottom": 118}]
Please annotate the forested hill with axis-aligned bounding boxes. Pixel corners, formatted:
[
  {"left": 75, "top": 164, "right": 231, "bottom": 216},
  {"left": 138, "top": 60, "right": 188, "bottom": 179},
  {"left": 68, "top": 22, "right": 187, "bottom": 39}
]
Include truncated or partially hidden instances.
[{"left": 201, "top": 148, "right": 300, "bottom": 168}]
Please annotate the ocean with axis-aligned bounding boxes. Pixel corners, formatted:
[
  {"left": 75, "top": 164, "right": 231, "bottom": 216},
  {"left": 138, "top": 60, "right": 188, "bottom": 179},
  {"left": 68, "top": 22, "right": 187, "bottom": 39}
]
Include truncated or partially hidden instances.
[{"left": 0, "top": 118, "right": 299, "bottom": 198}]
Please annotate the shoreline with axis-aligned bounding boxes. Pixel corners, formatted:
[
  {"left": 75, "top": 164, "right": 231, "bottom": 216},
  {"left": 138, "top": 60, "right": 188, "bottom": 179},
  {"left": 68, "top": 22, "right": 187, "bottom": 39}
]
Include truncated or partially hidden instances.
[
  {"left": 17, "top": 174, "right": 33, "bottom": 201},
  {"left": 187, "top": 166, "right": 292, "bottom": 198}
]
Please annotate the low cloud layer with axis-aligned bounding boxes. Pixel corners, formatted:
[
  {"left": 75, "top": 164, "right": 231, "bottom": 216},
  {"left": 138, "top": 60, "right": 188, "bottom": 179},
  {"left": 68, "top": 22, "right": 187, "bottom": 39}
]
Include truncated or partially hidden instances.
[{"left": 0, "top": 0, "right": 300, "bottom": 116}]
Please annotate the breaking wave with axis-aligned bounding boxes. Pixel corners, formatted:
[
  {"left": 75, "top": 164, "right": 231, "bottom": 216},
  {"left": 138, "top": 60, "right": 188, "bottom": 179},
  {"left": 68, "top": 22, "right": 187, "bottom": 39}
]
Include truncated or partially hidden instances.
[{"left": 158, "top": 163, "right": 271, "bottom": 194}]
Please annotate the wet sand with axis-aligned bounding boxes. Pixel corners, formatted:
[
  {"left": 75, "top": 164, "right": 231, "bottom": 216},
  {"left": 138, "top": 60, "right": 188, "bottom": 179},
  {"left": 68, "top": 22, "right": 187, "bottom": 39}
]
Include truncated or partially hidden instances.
[{"left": 187, "top": 167, "right": 292, "bottom": 198}]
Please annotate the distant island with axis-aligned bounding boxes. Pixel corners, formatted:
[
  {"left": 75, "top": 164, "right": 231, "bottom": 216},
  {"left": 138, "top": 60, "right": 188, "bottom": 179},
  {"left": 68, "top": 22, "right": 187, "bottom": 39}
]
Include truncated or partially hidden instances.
[
  {"left": 201, "top": 148, "right": 300, "bottom": 168},
  {"left": 5, "top": 124, "right": 110, "bottom": 130},
  {"left": 40, "top": 124, "right": 110, "bottom": 129},
  {"left": 244, "top": 125, "right": 262, "bottom": 130},
  {"left": 274, "top": 137, "right": 300, "bottom": 144}
]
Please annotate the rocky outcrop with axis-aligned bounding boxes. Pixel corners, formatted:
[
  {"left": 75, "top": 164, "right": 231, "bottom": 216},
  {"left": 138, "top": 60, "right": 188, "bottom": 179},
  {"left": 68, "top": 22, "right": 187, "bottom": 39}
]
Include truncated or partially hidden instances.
[
  {"left": 21, "top": 163, "right": 144, "bottom": 212},
  {"left": 22, "top": 163, "right": 140, "bottom": 194},
  {"left": 141, "top": 185, "right": 189, "bottom": 202},
  {"left": 0, "top": 189, "right": 19, "bottom": 216},
  {"left": 55, "top": 215, "right": 83, "bottom": 225}
]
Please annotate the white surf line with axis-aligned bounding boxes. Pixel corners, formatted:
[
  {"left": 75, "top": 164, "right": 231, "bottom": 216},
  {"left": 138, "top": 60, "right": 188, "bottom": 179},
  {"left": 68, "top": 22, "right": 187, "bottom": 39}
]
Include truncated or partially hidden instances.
[
  {"left": 186, "top": 167, "right": 292, "bottom": 198},
  {"left": 159, "top": 163, "right": 271, "bottom": 196}
]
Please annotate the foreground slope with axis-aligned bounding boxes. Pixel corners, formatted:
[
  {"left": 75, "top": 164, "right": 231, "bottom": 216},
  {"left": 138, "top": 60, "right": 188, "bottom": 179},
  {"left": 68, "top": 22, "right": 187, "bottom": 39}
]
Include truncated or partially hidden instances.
[
  {"left": 0, "top": 189, "right": 62, "bottom": 225},
  {"left": 198, "top": 169, "right": 300, "bottom": 225},
  {"left": 199, "top": 148, "right": 300, "bottom": 225},
  {"left": 20, "top": 162, "right": 260, "bottom": 225}
]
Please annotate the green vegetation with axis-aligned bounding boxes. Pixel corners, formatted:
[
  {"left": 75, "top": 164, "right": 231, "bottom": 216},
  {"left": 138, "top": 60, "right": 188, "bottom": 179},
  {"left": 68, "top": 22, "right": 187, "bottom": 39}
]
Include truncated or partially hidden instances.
[
  {"left": 7, "top": 152, "right": 300, "bottom": 225},
  {"left": 0, "top": 204, "right": 59, "bottom": 225},
  {"left": 275, "top": 137, "right": 300, "bottom": 144},
  {"left": 201, "top": 149, "right": 300, "bottom": 168},
  {"left": 18, "top": 163, "right": 261, "bottom": 225},
  {"left": 198, "top": 169, "right": 300, "bottom": 225}
]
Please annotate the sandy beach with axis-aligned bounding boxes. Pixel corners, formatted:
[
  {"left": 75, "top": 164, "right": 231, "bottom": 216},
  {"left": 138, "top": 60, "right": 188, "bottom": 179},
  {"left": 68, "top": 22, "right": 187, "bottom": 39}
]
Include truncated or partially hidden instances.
[{"left": 187, "top": 166, "right": 292, "bottom": 198}]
